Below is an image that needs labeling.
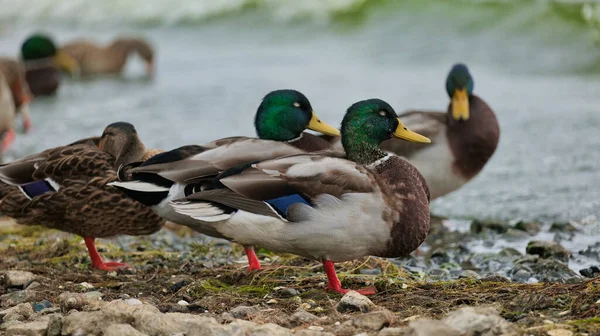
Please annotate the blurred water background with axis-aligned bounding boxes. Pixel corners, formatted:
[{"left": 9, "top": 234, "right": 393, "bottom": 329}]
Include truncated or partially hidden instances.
[{"left": 1, "top": 0, "right": 600, "bottom": 224}]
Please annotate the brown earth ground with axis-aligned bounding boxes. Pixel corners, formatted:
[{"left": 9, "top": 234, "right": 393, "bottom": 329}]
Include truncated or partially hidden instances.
[{"left": 0, "top": 219, "right": 599, "bottom": 335}]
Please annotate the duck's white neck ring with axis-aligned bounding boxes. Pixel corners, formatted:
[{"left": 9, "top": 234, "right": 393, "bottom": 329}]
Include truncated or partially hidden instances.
[
  {"left": 367, "top": 153, "right": 393, "bottom": 169},
  {"left": 285, "top": 133, "right": 304, "bottom": 144}
]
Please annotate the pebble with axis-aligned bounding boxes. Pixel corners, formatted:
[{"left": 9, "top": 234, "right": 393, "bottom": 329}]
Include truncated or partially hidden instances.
[
  {"left": 525, "top": 240, "right": 570, "bottom": 262},
  {"left": 579, "top": 266, "right": 600, "bottom": 278},
  {"left": 337, "top": 291, "right": 376, "bottom": 313},
  {"left": 278, "top": 287, "right": 300, "bottom": 297},
  {"left": 512, "top": 269, "right": 532, "bottom": 283},
  {"left": 78, "top": 282, "right": 94, "bottom": 290},
  {"left": 307, "top": 326, "right": 324, "bottom": 331},
  {"left": 230, "top": 305, "right": 260, "bottom": 319},
  {"left": 459, "top": 270, "right": 480, "bottom": 279},
  {"left": 177, "top": 300, "right": 189, "bottom": 306},
  {"left": 2, "top": 271, "right": 36, "bottom": 289},
  {"left": 267, "top": 299, "right": 278, "bottom": 304},
  {"left": 351, "top": 309, "right": 394, "bottom": 331},
  {"left": 289, "top": 309, "right": 318, "bottom": 325},
  {"left": 82, "top": 291, "right": 104, "bottom": 301}
]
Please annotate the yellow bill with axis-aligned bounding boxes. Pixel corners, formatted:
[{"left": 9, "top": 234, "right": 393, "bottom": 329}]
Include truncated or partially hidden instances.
[
  {"left": 393, "top": 119, "right": 431, "bottom": 144},
  {"left": 308, "top": 112, "right": 341, "bottom": 136},
  {"left": 54, "top": 50, "right": 80, "bottom": 77},
  {"left": 451, "top": 88, "right": 470, "bottom": 121}
]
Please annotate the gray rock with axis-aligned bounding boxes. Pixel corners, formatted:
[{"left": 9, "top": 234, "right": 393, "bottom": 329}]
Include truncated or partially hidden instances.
[
  {"left": 1, "top": 303, "right": 33, "bottom": 322},
  {"left": 352, "top": 309, "right": 394, "bottom": 331},
  {"left": 470, "top": 220, "right": 510, "bottom": 234},
  {"left": 279, "top": 287, "right": 300, "bottom": 298},
  {"left": 514, "top": 221, "right": 541, "bottom": 235},
  {"left": 245, "top": 322, "right": 293, "bottom": 336},
  {"left": 0, "top": 289, "right": 36, "bottom": 307},
  {"left": 405, "top": 320, "right": 460, "bottom": 336},
  {"left": 459, "top": 270, "right": 480, "bottom": 279},
  {"left": 442, "top": 306, "right": 520, "bottom": 336},
  {"left": 133, "top": 311, "right": 184, "bottom": 335},
  {"left": 378, "top": 327, "right": 407, "bottom": 336},
  {"left": 62, "top": 300, "right": 159, "bottom": 335},
  {"left": 511, "top": 269, "right": 532, "bottom": 283},
  {"left": 480, "top": 274, "right": 511, "bottom": 283},
  {"left": 227, "top": 320, "right": 292, "bottom": 335},
  {"left": 103, "top": 324, "right": 146, "bottom": 336},
  {"left": 2, "top": 271, "right": 36, "bottom": 289},
  {"left": 504, "top": 228, "right": 531, "bottom": 240},
  {"left": 294, "top": 330, "right": 335, "bottom": 336},
  {"left": 579, "top": 266, "right": 600, "bottom": 278},
  {"left": 26, "top": 282, "right": 41, "bottom": 290},
  {"left": 5, "top": 321, "right": 48, "bottom": 336},
  {"left": 230, "top": 305, "right": 261, "bottom": 319},
  {"left": 82, "top": 291, "right": 104, "bottom": 301},
  {"left": 498, "top": 248, "right": 522, "bottom": 257},
  {"left": 549, "top": 222, "right": 578, "bottom": 233},
  {"left": 515, "top": 256, "right": 578, "bottom": 283},
  {"left": 526, "top": 240, "right": 570, "bottom": 262},
  {"left": 337, "top": 291, "right": 376, "bottom": 313},
  {"left": 289, "top": 309, "right": 318, "bottom": 325},
  {"left": 46, "top": 314, "right": 62, "bottom": 336}
]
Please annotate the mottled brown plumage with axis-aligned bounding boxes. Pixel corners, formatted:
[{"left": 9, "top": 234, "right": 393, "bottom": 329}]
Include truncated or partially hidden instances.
[{"left": 0, "top": 122, "right": 165, "bottom": 271}]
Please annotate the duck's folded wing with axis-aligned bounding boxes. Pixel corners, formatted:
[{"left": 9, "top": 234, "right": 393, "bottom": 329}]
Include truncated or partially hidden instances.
[
  {"left": 31, "top": 145, "right": 115, "bottom": 182},
  {"left": 127, "top": 138, "right": 305, "bottom": 184},
  {"left": 380, "top": 110, "right": 446, "bottom": 158},
  {"left": 0, "top": 137, "right": 102, "bottom": 185},
  {"left": 220, "top": 153, "right": 374, "bottom": 201}
]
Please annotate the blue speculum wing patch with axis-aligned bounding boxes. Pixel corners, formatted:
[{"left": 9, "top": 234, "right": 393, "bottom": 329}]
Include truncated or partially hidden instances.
[
  {"left": 265, "top": 194, "right": 310, "bottom": 219},
  {"left": 19, "top": 180, "right": 55, "bottom": 199}
]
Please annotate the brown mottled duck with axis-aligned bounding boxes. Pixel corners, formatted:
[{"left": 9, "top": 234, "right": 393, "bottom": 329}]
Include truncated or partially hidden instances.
[{"left": 0, "top": 122, "right": 165, "bottom": 271}]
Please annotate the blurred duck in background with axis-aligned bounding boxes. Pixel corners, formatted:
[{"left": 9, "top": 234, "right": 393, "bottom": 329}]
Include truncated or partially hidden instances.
[
  {"left": 0, "top": 58, "right": 33, "bottom": 134},
  {"left": 61, "top": 37, "right": 155, "bottom": 77},
  {"left": 380, "top": 63, "right": 500, "bottom": 199},
  {"left": 20, "top": 34, "right": 80, "bottom": 96},
  {"left": 0, "top": 71, "right": 18, "bottom": 154},
  {"left": 322, "top": 63, "right": 499, "bottom": 200}
]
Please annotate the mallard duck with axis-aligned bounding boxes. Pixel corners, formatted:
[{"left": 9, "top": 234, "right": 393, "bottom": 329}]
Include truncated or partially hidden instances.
[
  {"left": 110, "top": 89, "right": 340, "bottom": 271},
  {"left": 165, "top": 98, "right": 431, "bottom": 294},
  {"left": 61, "top": 37, "right": 154, "bottom": 77},
  {"left": 0, "top": 58, "right": 33, "bottom": 134},
  {"left": 0, "top": 122, "right": 165, "bottom": 271},
  {"left": 20, "top": 34, "right": 80, "bottom": 96},
  {"left": 322, "top": 63, "right": 499, "bottom": 199}
]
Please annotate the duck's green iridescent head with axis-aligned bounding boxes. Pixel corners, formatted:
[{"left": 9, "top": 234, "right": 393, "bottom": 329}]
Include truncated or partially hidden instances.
[
  {"left": 446, "top": 63, "right": 474, "bottom": 121},
  {"left": 21, "top": 34, "right": 57, "bottom": 60},
  {"left": 254, "top": 89, "right": 340, "bottom": 142},
  {"left": 21, "top": 34, "right": 79, "bottom": 75},
  {"left": 341, "top": 99, "right": 430, "bottom": 164}
]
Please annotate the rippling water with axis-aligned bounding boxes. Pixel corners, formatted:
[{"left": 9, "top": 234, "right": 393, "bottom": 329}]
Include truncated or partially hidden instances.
[{"left": 1, "top": 0, "right": 600, "bottom": 224}]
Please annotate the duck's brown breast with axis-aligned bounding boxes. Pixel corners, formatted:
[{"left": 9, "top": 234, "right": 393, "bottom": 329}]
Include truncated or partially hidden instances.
[
  {"left": 25, "top": 67, "right": 60, "bottom": 96},
  {"left": 446, "top": 94, "right": 500, "bottom": 179},
  {"left": 369, "top": 156, "right": 430, "bottom": 258}
]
